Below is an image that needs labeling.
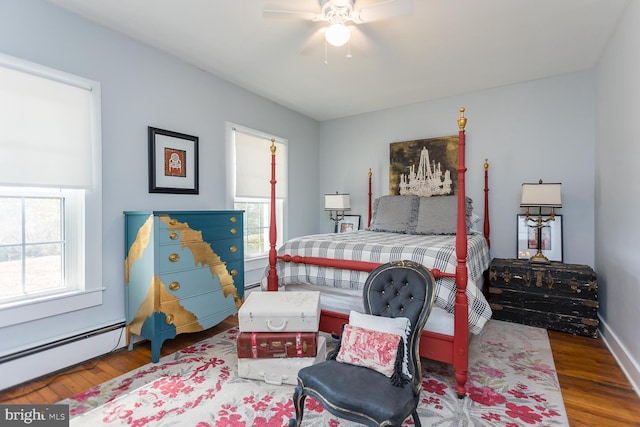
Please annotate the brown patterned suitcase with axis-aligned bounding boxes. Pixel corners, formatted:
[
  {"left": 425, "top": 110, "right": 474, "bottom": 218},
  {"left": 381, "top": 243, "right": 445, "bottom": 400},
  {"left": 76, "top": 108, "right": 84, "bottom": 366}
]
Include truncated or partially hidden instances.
[{"left": 236, "top": 331, "right": 318, "bottom": 358}]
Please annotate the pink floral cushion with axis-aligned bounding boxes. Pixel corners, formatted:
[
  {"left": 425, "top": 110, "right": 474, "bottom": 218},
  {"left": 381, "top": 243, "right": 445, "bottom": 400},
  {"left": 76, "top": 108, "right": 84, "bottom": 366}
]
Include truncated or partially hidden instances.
[{"left": 336, "top": 324, "right": 401, "bottom": 377}]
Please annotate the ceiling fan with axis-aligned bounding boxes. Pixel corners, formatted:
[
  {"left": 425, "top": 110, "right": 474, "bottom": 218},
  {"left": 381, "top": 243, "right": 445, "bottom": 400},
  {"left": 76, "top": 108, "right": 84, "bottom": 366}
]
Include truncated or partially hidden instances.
[{"left": 264, "top": 0, "right": 413, "bottom": 50}]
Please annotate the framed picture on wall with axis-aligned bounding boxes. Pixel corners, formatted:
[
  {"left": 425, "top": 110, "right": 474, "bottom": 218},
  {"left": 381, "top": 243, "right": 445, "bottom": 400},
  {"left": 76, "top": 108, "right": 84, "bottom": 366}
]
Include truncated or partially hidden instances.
[
  {"left": 337, "top": 215, "right": 361, "bottom": 233},
  {"left": 148, "top": 127, "right": 199, "bottom": 194},
  {"left": 517, "top": 214, "right": 563, "bottom": 262}
]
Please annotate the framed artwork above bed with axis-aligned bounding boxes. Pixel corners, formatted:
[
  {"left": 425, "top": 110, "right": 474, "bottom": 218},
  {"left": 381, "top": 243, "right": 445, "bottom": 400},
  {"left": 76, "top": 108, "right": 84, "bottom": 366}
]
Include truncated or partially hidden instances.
[
  {"left": 389, "top": 135, "right": 458, "bottom": 196},
  {"left": 337, "top": 215, "right": 360, "bottom": 233}
]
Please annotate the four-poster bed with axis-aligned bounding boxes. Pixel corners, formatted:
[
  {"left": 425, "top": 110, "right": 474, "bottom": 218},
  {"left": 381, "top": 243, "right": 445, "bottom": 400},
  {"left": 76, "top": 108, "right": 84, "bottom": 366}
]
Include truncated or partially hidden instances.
[{"left": 265, "top": 108, "right": 491, "bottom": 397}]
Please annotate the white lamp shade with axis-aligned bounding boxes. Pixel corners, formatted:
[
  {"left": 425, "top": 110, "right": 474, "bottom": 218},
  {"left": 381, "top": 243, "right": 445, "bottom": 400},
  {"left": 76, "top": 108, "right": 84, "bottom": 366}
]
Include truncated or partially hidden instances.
[
  {"left": 324, "top": 193, "right": 351, "bottom": 211},
  {"left": 325, "top": 24, "right": 351, "bottom": 47},
  {"left": 520, "top": 183, "right": 562, "bottom": 207}
]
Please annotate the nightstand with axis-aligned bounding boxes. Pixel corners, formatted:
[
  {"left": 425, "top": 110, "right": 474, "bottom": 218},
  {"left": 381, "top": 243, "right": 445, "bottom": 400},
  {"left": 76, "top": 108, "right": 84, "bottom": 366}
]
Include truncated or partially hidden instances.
[{"left": 488, "top": 258, "right": 599, "bottom": 338}]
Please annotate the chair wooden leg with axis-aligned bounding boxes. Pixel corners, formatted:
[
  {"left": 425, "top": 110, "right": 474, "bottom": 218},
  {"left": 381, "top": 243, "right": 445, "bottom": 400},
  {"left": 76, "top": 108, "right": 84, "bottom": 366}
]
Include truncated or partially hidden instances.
[{"left": 288, "top": 383, "right": 306, "bottom": 427}]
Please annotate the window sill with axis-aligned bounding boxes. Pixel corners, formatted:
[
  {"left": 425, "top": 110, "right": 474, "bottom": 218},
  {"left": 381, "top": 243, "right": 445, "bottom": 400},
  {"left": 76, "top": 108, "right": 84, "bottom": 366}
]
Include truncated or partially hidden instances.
[{"left": 0, "top": 288, "right": 105, "bottom": 328}]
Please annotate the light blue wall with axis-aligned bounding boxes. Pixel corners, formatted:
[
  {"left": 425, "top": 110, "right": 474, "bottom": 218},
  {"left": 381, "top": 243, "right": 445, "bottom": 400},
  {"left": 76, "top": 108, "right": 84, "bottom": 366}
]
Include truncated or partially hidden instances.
[
  {"left": 596, "top": 0, "right": 640, "bottom": 392},
  {"left": 0, "top": 0, "right": 319, "bottom": 356},
  {"left": 318, "top": 72, "right": 596, "bottom": 266}
]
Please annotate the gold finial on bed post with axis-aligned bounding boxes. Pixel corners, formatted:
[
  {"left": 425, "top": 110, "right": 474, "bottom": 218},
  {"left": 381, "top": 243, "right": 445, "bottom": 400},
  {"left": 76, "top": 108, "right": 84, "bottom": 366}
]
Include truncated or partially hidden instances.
[
  {"left": 458, "top": 107, "right": 467, "bottom": 131},
  {"left": 270, "top": 138, "right": 276, "bottom": 154},
  {"left": 368, "top": 168, "right": 372, "bottom": 178},
  {"left": 484, "top": 158, "right": 489, "bottom": 171}
]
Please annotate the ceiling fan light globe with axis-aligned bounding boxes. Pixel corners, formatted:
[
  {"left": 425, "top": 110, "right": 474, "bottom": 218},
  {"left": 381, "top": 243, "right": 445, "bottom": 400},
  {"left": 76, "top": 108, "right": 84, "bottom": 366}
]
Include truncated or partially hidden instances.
[{"left": 325, "top": 24, "right": 350, "bottom": 47}]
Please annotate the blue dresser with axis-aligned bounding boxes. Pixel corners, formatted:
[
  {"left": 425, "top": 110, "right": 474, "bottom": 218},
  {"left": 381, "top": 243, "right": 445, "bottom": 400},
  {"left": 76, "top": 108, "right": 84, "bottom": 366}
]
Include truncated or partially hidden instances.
[{"left": 124, "top": 210, "right": 244, "bottom": 362}]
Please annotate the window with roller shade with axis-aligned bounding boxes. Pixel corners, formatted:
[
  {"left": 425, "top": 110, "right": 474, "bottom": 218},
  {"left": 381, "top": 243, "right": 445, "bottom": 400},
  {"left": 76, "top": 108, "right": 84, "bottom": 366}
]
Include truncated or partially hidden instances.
[
  {"left": 232, "top": 126, "right": 287, "bottom": 258},
  {"left": 0, "top": 53, "right": 102, "bottom": 326}
]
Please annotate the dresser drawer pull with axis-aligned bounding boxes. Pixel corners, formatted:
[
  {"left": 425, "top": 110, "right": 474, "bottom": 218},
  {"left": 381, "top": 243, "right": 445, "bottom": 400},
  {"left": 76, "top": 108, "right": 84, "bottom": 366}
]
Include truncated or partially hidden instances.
[
  {"left": 165, "top": 314, "right": 174, "bottom": 325},
  {"left": 230, "top": 228, "right": 237, "bottom": 235},
  {"left": 230, "top": 245, "right": 237, "bottom": 253},
  {"left": 168, "top": 253, "right": 180, "bottom": 262},
  {"left": 230, "top": 269, "right": 238, "bottom": 276},
  {"left": 230, "top": 216, "right": 237, "bottom": 223},
  {"left": 169, "top": 219, "right": 178, "bottom": 226},
  {"left": 169, "top": 232, "right": 179, "bottom": 240},
  {"left": 169, "top": 281, "right": 180, "bottom": 291}
]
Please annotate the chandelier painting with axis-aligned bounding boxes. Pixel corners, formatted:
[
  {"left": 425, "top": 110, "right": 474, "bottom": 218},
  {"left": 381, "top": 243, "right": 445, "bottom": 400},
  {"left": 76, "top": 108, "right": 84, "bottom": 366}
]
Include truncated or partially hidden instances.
[{"left": 389, "top": 135, "right": 459, "bottom": 196}]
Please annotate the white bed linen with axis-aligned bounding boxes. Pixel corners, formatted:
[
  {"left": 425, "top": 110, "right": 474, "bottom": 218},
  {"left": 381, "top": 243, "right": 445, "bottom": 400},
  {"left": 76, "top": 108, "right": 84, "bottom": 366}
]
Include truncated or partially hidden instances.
[
  {"left": 282, "top": 278, "right": 484, "bottom": 337},
  {"left": 268, "top": 230, "right": 492, "bottom": 334}
]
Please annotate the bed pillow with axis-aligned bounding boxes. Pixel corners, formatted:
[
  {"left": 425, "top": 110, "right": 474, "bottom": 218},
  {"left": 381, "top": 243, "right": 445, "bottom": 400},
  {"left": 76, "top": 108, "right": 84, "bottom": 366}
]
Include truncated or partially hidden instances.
[
  {"left": 336, "top": 324, "right": 402, "bottom": 378},
  {"left": 413, "top": 195, "right": 475, "bottom": 235},
  {"left": 349, "top": 310, "right": 411, "bottom": 378},
  {"left": 414, "top": 195, "right": 457, "bottom": 234},
  {"left": 369, "top": 195, "right": 419, "bottom": 233}
]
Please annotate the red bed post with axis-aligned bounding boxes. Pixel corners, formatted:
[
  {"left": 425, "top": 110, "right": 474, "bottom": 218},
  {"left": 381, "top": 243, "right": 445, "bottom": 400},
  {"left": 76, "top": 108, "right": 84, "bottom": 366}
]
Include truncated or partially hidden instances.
[
  {"left": 483, "top": 158, "right": 491, "bottom": 248},
  {"left": 267, "top": 139, "right": 278, "bottom": 291},
  {"left": 453, "top": 107, "right": 469, "bottom": 398},
  {"left": 367, "top": 168, "right": 373, "bottom": 228}
]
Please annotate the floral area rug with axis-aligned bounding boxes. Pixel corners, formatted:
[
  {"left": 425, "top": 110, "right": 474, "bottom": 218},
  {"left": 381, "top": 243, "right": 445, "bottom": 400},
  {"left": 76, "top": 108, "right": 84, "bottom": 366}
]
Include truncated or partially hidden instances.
[{"left": 61, "top": 319, "right": 568, "bottom": 426}]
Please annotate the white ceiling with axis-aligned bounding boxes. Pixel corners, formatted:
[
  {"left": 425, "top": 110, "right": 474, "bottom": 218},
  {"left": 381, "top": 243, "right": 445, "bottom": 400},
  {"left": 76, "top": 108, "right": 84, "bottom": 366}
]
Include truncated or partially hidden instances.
[{"left": 47, "top": 0, "right": 628, "bottom": 121}]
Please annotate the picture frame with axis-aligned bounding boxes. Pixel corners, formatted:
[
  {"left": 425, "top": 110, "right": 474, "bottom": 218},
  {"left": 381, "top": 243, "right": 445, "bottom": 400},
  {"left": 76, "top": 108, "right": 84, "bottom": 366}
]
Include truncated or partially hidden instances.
[
  {"left": 517, "top": 214, "right": 563, "bottom": 262},
  {"left": 337, "top": 215, "right": 361, "bottom": 233},
  {"left": 148, "top": 127, "right": 199, "bottom": 194}
]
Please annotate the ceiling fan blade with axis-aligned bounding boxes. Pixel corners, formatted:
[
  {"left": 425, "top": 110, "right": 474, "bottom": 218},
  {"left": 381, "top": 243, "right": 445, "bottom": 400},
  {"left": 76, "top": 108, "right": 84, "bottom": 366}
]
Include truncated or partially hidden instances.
[
  {"left": 263, "top": 9, "right": 324, "bottom": 21},
  {"left": 353, "top": 0, "right": 413, "bottom": 23},
  {"left": 263, "top": 0, "right": 324, "bottom": 21}
]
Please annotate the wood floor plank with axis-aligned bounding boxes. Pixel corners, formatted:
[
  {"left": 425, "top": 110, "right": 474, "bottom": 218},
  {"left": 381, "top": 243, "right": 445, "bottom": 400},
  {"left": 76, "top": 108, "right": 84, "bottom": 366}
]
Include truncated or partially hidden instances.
[{"left": 1, "top": 317, "right": 639, "bottom": 426}]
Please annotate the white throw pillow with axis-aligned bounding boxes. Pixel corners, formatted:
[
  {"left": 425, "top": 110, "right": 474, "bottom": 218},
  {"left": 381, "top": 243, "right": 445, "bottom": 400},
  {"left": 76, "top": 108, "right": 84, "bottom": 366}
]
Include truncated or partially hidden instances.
[{"left": 348, "top": 310, "right": 412, "bottom": 378}]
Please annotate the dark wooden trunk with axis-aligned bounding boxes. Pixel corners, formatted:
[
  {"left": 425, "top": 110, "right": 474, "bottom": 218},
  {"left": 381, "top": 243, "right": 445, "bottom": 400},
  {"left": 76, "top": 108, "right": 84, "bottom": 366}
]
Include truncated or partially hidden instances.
[{"left": 488, "top": 258, "right": 599, "bottom": 338}]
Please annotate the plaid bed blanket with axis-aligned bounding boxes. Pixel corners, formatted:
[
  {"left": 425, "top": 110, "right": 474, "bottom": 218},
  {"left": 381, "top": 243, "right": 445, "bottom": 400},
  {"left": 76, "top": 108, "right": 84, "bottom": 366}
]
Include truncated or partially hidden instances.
[{"left": 273, "top": 230, "right": 492, "bottom": 335}]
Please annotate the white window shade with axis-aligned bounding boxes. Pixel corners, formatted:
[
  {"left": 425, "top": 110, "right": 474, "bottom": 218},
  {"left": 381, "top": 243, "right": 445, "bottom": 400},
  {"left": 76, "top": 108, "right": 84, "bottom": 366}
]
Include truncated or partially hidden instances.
[
  {"left": 234, "top": 130, "right": 287, "bottom": 199},
  {"left": 0, "top": 58, "right": 98, "bottom": 189}
]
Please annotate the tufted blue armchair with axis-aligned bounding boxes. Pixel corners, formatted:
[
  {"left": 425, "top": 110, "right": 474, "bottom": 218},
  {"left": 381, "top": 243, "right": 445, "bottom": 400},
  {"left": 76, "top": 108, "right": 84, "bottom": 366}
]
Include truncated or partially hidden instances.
[{"left": 288, "top": 260, "right": 437, "bottom": 427}]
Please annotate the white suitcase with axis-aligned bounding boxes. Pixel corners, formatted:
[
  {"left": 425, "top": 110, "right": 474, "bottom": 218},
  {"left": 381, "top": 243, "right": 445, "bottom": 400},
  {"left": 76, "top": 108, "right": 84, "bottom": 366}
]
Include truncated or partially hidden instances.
[
  {"left": 238, "top": 291, "right": 321, "bottom": 333},
  {"left": 237, "top": 336, "right": 326, "bottom": 385}
]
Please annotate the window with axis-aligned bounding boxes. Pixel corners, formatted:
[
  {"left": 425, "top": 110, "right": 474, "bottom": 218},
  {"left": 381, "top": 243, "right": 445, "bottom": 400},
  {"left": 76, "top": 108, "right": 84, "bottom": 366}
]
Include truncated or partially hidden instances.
[
  {"left": 0, "top": 188, "right": 83, "bottom": 302},
  {"left": 231, "top": 126, "right": 287, "bottom": 259},
  {"left": 0, "top": 53, "right": 102, "bottom": 325}
]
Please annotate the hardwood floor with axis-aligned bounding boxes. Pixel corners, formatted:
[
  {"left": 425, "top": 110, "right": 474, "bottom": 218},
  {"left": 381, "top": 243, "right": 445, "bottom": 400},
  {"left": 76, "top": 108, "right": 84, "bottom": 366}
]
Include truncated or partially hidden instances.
[
  {"left": 549, "top": 330, "right": 640, "bottom": 426},
  {"left": 1, "top": 317, "right": 639, "bottom": 426}
]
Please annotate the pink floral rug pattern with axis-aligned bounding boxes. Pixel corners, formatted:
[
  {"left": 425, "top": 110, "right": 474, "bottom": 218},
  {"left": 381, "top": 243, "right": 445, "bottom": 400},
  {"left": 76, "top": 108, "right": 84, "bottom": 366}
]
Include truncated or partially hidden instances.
[{"left": 61, "top": 320, "right": 569, "bottom": 426}]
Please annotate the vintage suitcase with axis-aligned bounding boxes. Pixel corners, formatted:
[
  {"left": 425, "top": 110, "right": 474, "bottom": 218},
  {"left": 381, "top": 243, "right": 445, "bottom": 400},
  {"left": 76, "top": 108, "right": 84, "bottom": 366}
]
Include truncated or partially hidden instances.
[
  {"left": 238, "top": 291, "right": 321, "bottom": 333},
  {"left": 237, "top": 331, "right": 318, "bottom": 358},
  {"left": 237, "top": 335, "right": 326, "bottom": 385},
  {"left": 489, "top": 258, "right": 599, "bottom": 338}
]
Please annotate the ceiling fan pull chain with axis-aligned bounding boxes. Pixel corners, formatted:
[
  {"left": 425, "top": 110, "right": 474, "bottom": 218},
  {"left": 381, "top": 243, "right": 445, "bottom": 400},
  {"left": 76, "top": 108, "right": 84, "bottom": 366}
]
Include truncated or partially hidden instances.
[{"left": 324, "top": 39, "right": 329, "bottom": 65}]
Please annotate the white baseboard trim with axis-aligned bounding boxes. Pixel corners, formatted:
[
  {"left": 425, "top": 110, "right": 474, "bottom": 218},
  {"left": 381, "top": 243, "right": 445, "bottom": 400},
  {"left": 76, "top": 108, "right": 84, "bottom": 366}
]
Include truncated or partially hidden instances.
[
  {"left": 599, "top": 317, "right": 640, "bottom": 398},
  {"left": 0, "top": 325, "right": 128, "bottom": 391}
]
